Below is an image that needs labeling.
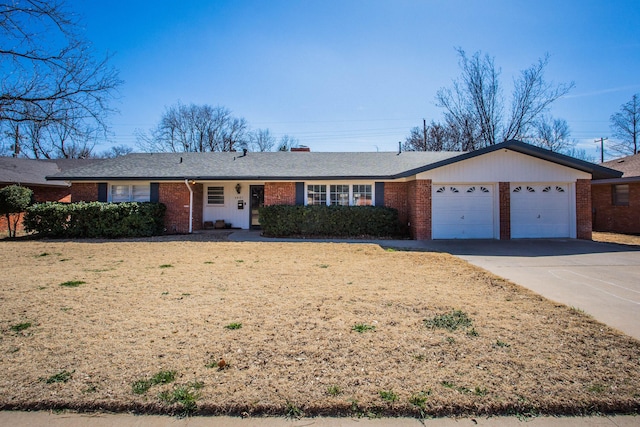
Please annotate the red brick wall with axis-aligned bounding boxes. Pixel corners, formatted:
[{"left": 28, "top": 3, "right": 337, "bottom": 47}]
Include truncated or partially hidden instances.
[
  {"left": 499, "top": 182, "right": 511, "bottom": 240},
  {"left": 159, "top": 182, "right": 203, "bottom": 234},
  {"left": 592, "top": 181, "right": 640, "bottom": 234},
  {"left": 264, "top": 182, "right": 296, "bottom": 205},
  {"left": 407, "top": 179, "right": 431, "bottom": 240},
  {"left": 71, "top": 183, "right": 100, "bottom": 202},
  {"left": 576, "top": 179, "right": 592, "bottom": 240},
  {"left": 383, "top": 182, "right": 409, "bottom": 227},
  {"left": 31, "top": 185, "right": 71, "bottom": 203}
]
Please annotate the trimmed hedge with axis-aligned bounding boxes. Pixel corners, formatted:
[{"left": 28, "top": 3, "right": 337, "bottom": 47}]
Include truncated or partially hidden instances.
[
  {"left": 24, "top": 202, "right": 166, "bottom": 238},
  {"left": 259, "top": 205, "right": 403, "bottom": 238}
]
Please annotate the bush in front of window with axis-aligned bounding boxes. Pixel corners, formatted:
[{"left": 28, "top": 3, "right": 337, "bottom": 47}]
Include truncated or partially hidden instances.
[
  {"left": 258, "top": 205, "right": 402, "bottom": 238},
  {"left": 24, "top": 202, "right": 166, "bottom": 238}
]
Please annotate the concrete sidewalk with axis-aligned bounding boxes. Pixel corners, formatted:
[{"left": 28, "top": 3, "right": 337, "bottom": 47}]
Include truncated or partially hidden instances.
[{"left": 0, "top": 412, "right": 637, "bottom": 426}]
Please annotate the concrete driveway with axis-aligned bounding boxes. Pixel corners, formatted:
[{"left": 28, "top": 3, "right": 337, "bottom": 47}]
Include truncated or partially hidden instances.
[{"left": 419, "top": 239, "right": 640, "bottom": 341}]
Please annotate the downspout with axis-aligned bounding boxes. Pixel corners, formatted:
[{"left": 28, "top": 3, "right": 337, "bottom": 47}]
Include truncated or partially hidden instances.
[{"left": 184, "top": 179, "right": 193, "bottom": 234}]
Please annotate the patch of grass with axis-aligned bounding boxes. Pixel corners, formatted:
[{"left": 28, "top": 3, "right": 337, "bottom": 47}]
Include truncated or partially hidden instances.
[
  {"left": 37, "top": 252, "right": 50, "bottom": 257},
  {"left": 60, "top": 307, "right": 72, "bottom": 312},
  {"left": 467, "top": 327, "right": 479, "bottom": 337},
  {"left": 204, "top": 261, "right": 214, "bottom": 264},
  {"left": 352, "top": 323, "right": 376, "bottom": 333},
  {"left": 45, "top": 370, "right": 73, "bottom": 384},
  {"left": 385, "top": 248, "right": 397, "bottom": 252},
  {"left": 224, "top": 322, "right": 242, "bottom": 330},
  {"left": 327, "top": 385, "right": 342, "bottom": 396},
  {"left": 424, "top": 310, "right": 473, "bottom": 331},
  {"left": 159, "top": 264, "right": 173, "bottom": 268},
  {"left": 132, "top": 370, "right": 177, "bottom": 394},
  {"left": 408, "top": 390, "right": 430, "bottom": 408},
  {"left": 235, "top": 260, "right": 244, "bottom": 263},
  {"left": 284, "top": 401, "right": 303, "bottom": 419},
  {"left": 161, "top": 291, "right": 169, "bottom": 295},
  {"left": 10, "top": 322, "right": 32, "bottom": 332},
  {"left": 159, "top": 384, "right": 200, "bottom": 416},
  {"left": 588, "top": 383, "right": 606, "bottom": 393},
  {"left": 495, "top": 339, "right": 511, "bottom": 348},
  {"left": 378, "top": 389, "right": 398, "bottom": 403},
  {"left": 59, "top": 280, "right": 85, "bottom": 288},
  {"left": 151, "top": 370, "right": 176, "bottom": 385},
  {"left": 445, "top": 336, "right": 456, "bottom": 344},
  {"left": 83, "top": 385, "right": 98, "bottom": 393},
  {"left": 318, "top": 264, "right": 329, "bottom": 268},
  {"left": 474, "top": 386, "right": 488, "bottom": 396}
]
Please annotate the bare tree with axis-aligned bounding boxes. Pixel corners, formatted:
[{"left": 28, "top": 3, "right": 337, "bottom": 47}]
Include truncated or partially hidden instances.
[
  {"left": 609, "top": 93, "right": 639, "bottom": 155},
  {"left": 0, "top": 0, "right": 122, "bottom": 158},
  {"left": 531, "top": 115, "right": 575, "bottom": 153},
  {"left": 136, "top": 103, "right": 249, "bottom": 152},
  {"left": 248, "top": 129, "right": 275, "bottom": 152},
  {"left": 402, "top": 121, "right": 460, "bottom": 152},
  {"left": 96, "top": 144, "right": 133, "bottom": 158},
  {"left": 277, "top": 134, "right": 299, "bottom": 151},
  {"left": 436, "top": 48, "right": 573, "bottom": 149}
]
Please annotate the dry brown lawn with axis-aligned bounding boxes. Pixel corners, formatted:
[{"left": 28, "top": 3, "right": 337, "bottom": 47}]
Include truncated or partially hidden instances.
[
  {"left": 592, "top": 232, "right": 640, "bottom": 246},
  {"left": 1, "top": 240, "right": 639, "bottom": 418}
]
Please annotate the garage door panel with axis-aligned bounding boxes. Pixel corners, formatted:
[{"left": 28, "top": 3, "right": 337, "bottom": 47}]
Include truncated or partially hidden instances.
[
  {"left": 511, "top": 184, "right": 571, "bottom": 238},
  {"left": 432, "top": 184, "right": 495, "bottom": 239}
]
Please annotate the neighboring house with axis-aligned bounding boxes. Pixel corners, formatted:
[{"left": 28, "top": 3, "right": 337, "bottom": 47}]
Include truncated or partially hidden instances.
[
  {"left": 592, "top": 152, "right": 640, "bottom": 234},
  {"left": 46, "top": 140, "right": 621, "bottom": 240}
]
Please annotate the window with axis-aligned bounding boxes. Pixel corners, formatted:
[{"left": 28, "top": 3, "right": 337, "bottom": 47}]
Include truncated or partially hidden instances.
[
  {"left": 307, "top": 185, "right": 327, "bottom": 205},
  {"left": 330, "top": 185, "right": 350, "bottom": 206},
  {"left": 612, "top": 184, "right": 629, "bottom": 206},
  {"left": 207, "top": 186, "right": 224, "bottom": 205},
  {"left": 110, "top": 184, "right": 150, "bottom": 202},
  {"left": 352, "top": 184, "right": 372, "bottom": 206},
  {"left": 307, "top": 183, "right": 374, "bottom": 206}
]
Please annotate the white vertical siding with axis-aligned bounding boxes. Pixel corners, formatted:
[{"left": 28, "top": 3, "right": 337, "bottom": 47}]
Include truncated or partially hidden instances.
[{"left": 202, "top": 182, "right": 261, "bottom": 229}]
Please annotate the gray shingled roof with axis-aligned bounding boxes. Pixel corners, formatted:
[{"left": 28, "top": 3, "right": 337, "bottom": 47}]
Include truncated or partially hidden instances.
[
  {"left": 47, "top": 151, "right": 462, "bottom": 181},
  {"left": 602, "top": 153, "right": 640, "bottom": 178},
  {"left": 46, "top": 141, "right": 623, "bottom": 182},
  {"left": 0, "top": 157, "right": 101, "bottom": 186}
]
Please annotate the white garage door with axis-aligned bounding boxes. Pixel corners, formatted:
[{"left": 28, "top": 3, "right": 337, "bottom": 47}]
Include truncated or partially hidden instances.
[
  {"left": 432, "top": 184, "right": 495, "bottom": 239},
  {"left": 510, "top": 184, "right": 571, "bottom": 238}
]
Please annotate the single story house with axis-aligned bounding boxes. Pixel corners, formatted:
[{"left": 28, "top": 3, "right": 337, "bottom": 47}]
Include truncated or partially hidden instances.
[
  {"left": 46, "top": 140, "right": 621, "bottom": 240},
  {"left": 592, "top": 152, "right": 640, "bottom": 234}
]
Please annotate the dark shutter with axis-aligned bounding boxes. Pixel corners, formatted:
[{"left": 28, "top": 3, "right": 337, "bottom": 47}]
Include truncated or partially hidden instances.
[
  {"left": 150, "top": 182, "right": 160, "bottom": 203},
  {"left": 97, "top": 183, "right": 107, "bottom": 202},
  {"left": 295, "top": 182, "right": 304, "bottom": 205},
  {"left": 375, "top": 182, "right": 384, "bottom": 206}
]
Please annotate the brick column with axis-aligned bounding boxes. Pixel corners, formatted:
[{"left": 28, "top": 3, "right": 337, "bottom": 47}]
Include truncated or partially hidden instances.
[
  {"left": 499, "top": 182, "right": 511, "bottom": 240},
  {"left": 383, "top": 182, "right": 409, "bottom": 230},
  {"left": 576, "top": 179, "right": 592, "bottom": 240},
  {"left": 264, "top": 182, "right": 296, "bottom": 205},
  {"left": 408, "top": 179, "right": 431, "bottom": 240},
  {"left": 158, "top": 182, "right": 192, "bottom": 234}
]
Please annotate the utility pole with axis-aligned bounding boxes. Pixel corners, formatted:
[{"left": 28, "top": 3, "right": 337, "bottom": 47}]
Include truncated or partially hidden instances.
[
  {"left": 595, "top": 137, "right": 608, "bottom": 163},
  {"left": 423, "top": 119, "right": 427, "bottom": 150}
]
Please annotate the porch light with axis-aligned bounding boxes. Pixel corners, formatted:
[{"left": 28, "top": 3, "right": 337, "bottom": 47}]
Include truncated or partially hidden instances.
[
  {"left": 188, "top": 180, "right": 196, "bottom": 185},
  {"left": 235, "top": 183, "right": 242, "bottom": 194}
]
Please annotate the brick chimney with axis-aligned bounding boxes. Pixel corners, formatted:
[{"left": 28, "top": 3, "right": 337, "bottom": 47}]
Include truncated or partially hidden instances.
[{"left": 291, "top": 146, "right": 310, "bottom": 152}]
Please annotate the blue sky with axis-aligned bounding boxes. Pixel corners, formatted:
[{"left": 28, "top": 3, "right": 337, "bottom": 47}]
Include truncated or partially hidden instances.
[{"left": 70, "top": 0, "right": 640, "bottom": 159}]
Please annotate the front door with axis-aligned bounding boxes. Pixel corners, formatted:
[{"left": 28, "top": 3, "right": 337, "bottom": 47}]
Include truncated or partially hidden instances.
[{"left": 250, "top": 185, "right": 265, "bottom": 229}]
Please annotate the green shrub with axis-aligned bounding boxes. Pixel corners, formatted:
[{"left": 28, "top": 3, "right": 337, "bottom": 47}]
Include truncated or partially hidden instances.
[
  {"left": 24, "top": 201, "right": 166, "bottom": 238},
  {"left": 259, "top": 205, "right": 402, "bottom": 238},
  {"left": 0, "top": 185, "right": 34, "bottom": 237}
]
